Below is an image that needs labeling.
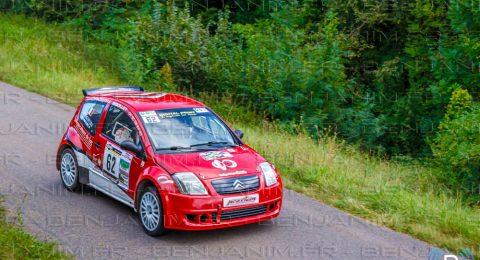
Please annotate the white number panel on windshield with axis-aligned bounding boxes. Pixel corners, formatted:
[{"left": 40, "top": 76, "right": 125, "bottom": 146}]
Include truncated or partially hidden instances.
[{"left": 103, "top": 142, "right": 133, "bottom": 190}]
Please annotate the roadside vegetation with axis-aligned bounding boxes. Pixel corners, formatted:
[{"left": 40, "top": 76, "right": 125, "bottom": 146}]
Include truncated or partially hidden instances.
[
  {"left": 0, "top": 14, "right": 121, "bottom": 105},
  {"left": 0, "top": 197, "right": 68, "bottom": 259},
  {"left": 0, "top": 13, "right": 479, "bottom": 257},
  {"left": 3, "top": 0, "right": 479, "bottom": 198}
]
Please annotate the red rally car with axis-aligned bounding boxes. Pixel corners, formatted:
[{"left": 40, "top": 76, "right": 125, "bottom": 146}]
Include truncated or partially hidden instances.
[{"left": 56, "top": 86, "right": 283, "bottom": 235}]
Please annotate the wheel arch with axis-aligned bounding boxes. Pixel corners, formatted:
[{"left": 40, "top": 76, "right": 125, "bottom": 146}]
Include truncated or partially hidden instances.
[
  {"left": 135, "top": 178, "right": 157, "bottom": 210},
  {"left": 134, "top": 165, "right": 175, "bottom": 207},
  {"left": 57, "top": 127, "right": 85, "bottom": 170},
  {"left": 56, "top": 144, "right": 71, "bottom": 171}
]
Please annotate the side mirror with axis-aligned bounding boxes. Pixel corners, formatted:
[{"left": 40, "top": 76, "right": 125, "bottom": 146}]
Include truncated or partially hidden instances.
[
  {"left": 234, "top": 129, "right": 244, "bottom": 139},
  {"left": 120, "top": 140, "right": 143, "bottom": 156}
]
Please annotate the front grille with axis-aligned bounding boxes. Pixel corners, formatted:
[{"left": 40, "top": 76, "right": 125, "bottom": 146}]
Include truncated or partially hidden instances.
[
  {"left": 211, "top": 175, "right": 260, "bottom": 194},
  {"left": 212, "top": 205, "right": 267, "bottom": 221}
]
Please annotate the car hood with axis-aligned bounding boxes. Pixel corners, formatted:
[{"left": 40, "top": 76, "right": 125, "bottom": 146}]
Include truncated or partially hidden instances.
[{"left": 154, "top": 145, "right": 264, "bottom": 180}]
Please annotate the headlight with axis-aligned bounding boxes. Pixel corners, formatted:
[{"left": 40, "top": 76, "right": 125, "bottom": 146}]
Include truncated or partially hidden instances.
[
  {"left": 172, "top": 172, "right": 207, "bottom": 195},
  {"left": 259, "top": 162, "right": 278, "bottom": 186}
]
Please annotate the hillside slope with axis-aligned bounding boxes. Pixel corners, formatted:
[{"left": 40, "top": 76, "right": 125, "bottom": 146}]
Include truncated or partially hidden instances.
[{"left": 0, "top": 14, "right": 478, "bottom": 256}]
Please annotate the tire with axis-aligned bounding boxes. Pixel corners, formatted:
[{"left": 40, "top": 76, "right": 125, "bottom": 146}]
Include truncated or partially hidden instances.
[
  {"left": 59, "top": 148, "right": 81, "bottom": 192},
  {"left": 138, "top": 186, "right": 166, "bottom": 236}
]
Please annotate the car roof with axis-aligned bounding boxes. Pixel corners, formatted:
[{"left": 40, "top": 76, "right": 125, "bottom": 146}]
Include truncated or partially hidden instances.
[{"left": 86, "top": 91, "right": 206, "bottom": 112}]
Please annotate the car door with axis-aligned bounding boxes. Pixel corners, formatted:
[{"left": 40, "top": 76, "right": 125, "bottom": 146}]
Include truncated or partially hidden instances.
[
  {"left": 92, "top": 103, "right": 145, "bottom": 197},
  {"left": 76, "top": 99, "right": 107, "bottom": 160}
]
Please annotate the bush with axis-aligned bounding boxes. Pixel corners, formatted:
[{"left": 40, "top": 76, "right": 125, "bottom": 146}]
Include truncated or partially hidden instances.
[
  {"left": 431, "top": 89, "right": 480, "bottom": 193},
  {"left": 5, "top": 0, "right": 480, "bottom": 158},
  {"left": 117, "top": 3, "right": 374, "bottom": 143}
]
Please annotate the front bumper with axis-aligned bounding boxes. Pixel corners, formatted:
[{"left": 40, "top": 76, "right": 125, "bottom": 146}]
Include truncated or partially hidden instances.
[{"left": 162, "top": 183, "right": 282, "bottom": 230}]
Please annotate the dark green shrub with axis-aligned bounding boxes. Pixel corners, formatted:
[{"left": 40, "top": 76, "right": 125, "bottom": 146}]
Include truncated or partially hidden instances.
[
  {"left": 5, "top": 0, "right": 480, "bottom": 160},
  {"left": 117, "top": 3, "right": 371, "bottom": 146}
]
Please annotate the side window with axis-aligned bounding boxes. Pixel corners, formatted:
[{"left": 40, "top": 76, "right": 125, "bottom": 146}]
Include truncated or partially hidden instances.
[
  {"left": 79, "top": 100, "right": 106, "bottom": 136},
  {"left": 103, "top": 105, "right": 141, "bottom": 146}
]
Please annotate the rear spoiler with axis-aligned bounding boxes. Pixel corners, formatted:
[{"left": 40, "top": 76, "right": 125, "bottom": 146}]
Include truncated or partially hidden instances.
[{"left": 82, "top": 86, "right": 144, "bottom": 96}]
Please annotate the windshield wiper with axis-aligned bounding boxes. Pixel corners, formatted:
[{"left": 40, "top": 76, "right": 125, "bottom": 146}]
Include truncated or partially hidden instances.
[
  {"left": 156, "top": 146, "right": 191, "bottom": 151},
  {"left": 189, "top": 141, "right": 232, "bottom": 148},
  {"left": 157, "top": 142, "right": 237, "bottom": 151},
  {"left": 191, "top": 141, "right": 228, "bottom": 147}
]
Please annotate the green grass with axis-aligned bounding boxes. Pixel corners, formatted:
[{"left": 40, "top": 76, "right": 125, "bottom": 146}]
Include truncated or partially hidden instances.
[
  {"left": 238, "top": 124, "right": 480, "bottom": 254},
  {"left": 0, "top": 14, "right": 122, "bottom": 106},
  {"left": 0, "top": 13, "right": 479, "bottom": 257},
  {"left": 0, "top": 197, "right": 69, "bottom": 259}
]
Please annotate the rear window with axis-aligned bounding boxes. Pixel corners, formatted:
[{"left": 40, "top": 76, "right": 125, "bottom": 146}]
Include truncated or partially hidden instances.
[{"left": 78, "top": 100, "right": 106, "bottom": 136}]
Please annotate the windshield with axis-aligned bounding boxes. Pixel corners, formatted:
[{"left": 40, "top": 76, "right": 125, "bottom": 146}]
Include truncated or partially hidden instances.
[{"left": 138, "top": 107, "right": 237, "bottom": 152}]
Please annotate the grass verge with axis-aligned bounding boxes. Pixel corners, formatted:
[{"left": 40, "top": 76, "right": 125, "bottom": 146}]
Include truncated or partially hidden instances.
[
  {"left": 0, "top": 14, "right": 121, "bottom": 106},
  {"left": 0, "top": 197, "right": 68, "bottom": 259},
  {"left": 0, "top": 13, "right": 479, "bottom": 257}
]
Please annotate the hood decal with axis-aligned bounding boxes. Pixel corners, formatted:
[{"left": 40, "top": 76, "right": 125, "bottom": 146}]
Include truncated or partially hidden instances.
[
  {"left": 200, "top": 151, "right": 233, "bottom": 161},
  {"left": 155, "top": 145, "right": 263, "bottom": 179},
  {"left": 211, "top": 159, "right": 237, "bottom": 171}
]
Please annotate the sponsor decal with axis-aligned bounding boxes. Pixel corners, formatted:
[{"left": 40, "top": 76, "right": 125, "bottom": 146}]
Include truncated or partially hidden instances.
[
  {"left": 87, "top": 106, "right": 95, "bottom": 117},
  {"left": 223, "top": 194, "right": 259, "bottom": 207},
  {"left": 180, "top": 111, "right": 196, "bottom": 116},
  {"left": 157, "top": 110, "right": 197, "bottom": 119},
  {"left": 153, "top": 108, "right": 207, "bottom": 120},
  {"left": 109, "top": 144, "right": 122, "bottom": 156},
  {"left": 111, "top": 101, "right": 130, "bottom": 113},
  {"left": 83, "top": 115, "right": 93, "bottom": 128},
  {"left": 103, "top": 142, "right": 132, "bottom": 190},
  {"left": 119, "top": 159, "right": 130, "bottom": 171},
  {"left": 219, "top": 170, "right": 247, "bottom": 177},
  {"left": 118, "top": 173, "right": 128, "bottom": 189},
  {"left": 157, "top": 175, "right": 174, "bottom": 184},
  {"left": 139, "top": 108, "right": 212, "bottom": 124},
  {"left": 193, "top": 107, "right": 209, "bottom": 113},
  {"left": 139, "top": 111, "right": 160, "bottom": 124},
  {"left": 157, "top": 111, "right": 181, "bottom": 119},
  {"left": 200, "top": 151, "right": 233, "bottom": 161},
  {"left": 102, "top": 171, "right": 117, "bottom": 182},
  {"left": 212, "top": 159, "right": 237, "bottom": 171},
  {"left": 74, "top": 119, "right": 93, "bottom": 149}
]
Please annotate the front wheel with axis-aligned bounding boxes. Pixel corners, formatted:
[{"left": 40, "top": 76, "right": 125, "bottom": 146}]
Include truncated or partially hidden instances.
[
  {"left": 139, "top": 186, "right": 166, "bottom": 236},
  {"left": 59, "top": 148, "right": 81, "bottom": 192}
]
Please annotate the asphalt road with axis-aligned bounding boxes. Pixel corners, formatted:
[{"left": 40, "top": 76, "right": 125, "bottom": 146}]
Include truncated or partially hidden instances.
[{"left": 0, "top": 81, "right": 432, "bottom": 259}]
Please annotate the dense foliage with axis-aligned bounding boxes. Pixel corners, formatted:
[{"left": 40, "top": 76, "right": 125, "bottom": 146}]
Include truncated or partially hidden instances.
[
  {"left": 431, "top": 89, "right": 480, "bottom": 195},
  {"left": 2, "top": 0, "right": 480, "bottom": 190},
  {"left": 2, "top": 14, "right": 480, "bottom": 255}
]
